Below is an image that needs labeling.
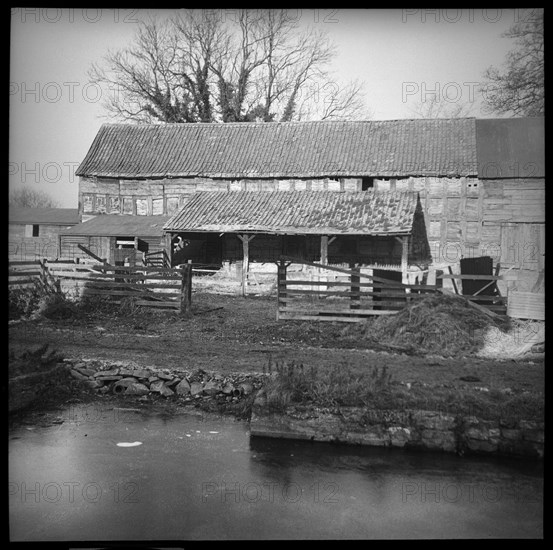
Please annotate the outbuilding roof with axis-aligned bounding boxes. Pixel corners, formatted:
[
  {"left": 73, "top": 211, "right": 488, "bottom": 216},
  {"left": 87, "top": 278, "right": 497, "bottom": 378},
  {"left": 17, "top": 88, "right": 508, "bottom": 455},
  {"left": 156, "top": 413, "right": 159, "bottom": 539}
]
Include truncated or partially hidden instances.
[
  {"left": 163, "top": 190, "right": 418, "bottom": 236},
  {"left": 76, "top": 119, "right": 477, "bottom": 179},
  {"left": 9, "top": 207, "right": 80, "bottom": 226},
  {"left": 61, "top": 215, "right": 169, "bottom": 237}
]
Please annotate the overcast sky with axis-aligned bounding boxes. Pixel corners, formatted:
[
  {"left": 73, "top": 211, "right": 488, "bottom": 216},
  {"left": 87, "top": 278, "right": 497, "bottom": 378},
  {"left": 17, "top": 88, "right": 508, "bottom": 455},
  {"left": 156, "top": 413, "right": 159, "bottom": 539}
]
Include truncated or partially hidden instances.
[{"left": 9, "top": 8, "right": 520, "bottom": 207}]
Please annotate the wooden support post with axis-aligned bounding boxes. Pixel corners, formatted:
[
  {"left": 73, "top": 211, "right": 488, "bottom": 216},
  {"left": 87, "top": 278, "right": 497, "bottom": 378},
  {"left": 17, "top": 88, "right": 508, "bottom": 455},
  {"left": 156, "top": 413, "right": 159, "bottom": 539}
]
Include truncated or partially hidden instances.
[
  {"left": 164, "top": 233, "right": 173, "bottom": 267},
  {"left": 241, "top": 234, "right": 249, "bottom": 297},
  {"left": 180, "top": 261, "right": 192, "bottom": 316},
  {"left": 320, "top": 235, "right": 328, "bottom": 265},
  {"left": 350, "top": 263, "right": 360, "bottom": 310},
  {"left": 401, "top": 236, "right": 409, "bottom": 284},
  {"left": 276, "top": 260, "right": 288, "bottom": 320},
  {"left": 238, "top": 234, "right": 255, "bottom": 297},
  {"left": 320, "top": 235, "right": 329, "bottom": 294}
]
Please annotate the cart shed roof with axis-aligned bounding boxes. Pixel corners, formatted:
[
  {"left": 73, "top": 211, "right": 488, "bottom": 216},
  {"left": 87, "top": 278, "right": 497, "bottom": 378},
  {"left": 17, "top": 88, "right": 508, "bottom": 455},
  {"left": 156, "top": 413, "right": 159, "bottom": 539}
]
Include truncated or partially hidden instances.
[{"left": 163, "top": 190, "right": 418, "bottom": 236}]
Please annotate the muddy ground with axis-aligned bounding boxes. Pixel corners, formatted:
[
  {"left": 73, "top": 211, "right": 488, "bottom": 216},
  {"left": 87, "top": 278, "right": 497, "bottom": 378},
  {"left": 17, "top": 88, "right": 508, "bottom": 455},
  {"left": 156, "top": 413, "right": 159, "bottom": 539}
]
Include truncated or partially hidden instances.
[{"left": 9, "top": 291, "right": 544, "bottom": 395}]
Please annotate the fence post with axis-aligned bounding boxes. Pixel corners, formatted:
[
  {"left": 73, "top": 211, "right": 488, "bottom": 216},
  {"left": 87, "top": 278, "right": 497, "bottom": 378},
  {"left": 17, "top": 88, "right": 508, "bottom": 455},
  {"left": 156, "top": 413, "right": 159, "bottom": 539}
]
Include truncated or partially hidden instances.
[
  {"left": 180, "top": 261, "right": 192, "bottom": 316},
  {"left": 277, "top": 260, "right": 287, "bottom": 320},
  {"left": 350, "top": 263, "right": 360, "bottom": 310}
]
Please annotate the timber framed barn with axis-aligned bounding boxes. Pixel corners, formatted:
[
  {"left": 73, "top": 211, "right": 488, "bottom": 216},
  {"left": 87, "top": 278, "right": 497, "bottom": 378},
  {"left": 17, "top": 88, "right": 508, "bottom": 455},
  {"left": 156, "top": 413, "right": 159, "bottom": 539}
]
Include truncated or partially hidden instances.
[{"left": 70, "top": 117, "right": 544, "bottom": 291}]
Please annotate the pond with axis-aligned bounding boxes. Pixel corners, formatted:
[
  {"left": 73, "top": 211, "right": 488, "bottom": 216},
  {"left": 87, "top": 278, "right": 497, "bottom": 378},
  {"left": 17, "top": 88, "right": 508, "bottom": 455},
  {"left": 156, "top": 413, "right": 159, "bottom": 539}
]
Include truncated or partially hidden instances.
[{"left": 9, "top": 402, "right": 543, "bottom": 541}]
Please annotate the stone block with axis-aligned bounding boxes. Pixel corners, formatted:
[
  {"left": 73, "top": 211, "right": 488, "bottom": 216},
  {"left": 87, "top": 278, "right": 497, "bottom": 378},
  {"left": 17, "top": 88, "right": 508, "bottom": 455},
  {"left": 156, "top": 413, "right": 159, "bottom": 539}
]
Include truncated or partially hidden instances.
[
  {"left": 203, "top": 380, "right": 223, "bottom": 396},
  {"left": 150, "top": 381, "right": 165, "bottom": 393},
  {"left": 465, "top": 427, "right": 489, "bottom": 441},
  {"left": 94, "top": 369, "right": 120, "bottom": 378},
  {"left": 239, "top": 382, "right": 254, "bottom": 396},
  {"left": 414, "top": 411, "right": 456, "bottom": 431},
  {"left": 190, "top": 382, "right": 204, "bottom": 396},
  {"left": 388, "top": 427, "right": 411, "bottom": 447},
  {"left": 118, "top": 368, "right": 136, "bottom": 377},
  {"left": 522, "top": 430, "right": 544, "bottom": 443},
  {"left": 132, "top": 369, "right": 152, "bottom": 379},
  {"left": 73, "top": 366, "right": 96, "bottom": 377},
  {"left": 501, "top": 428, "right": 522, "bottom": 441},
  {"left": 175, "top": 379, "right": 191, "bottom": 395}
]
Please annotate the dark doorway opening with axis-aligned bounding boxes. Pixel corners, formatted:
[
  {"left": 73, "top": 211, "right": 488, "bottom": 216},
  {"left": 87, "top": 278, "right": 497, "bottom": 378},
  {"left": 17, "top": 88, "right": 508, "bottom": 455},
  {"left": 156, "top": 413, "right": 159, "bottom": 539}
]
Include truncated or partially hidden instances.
[{"left": 361, "top": 177, "right": 374, "bottom": 190}]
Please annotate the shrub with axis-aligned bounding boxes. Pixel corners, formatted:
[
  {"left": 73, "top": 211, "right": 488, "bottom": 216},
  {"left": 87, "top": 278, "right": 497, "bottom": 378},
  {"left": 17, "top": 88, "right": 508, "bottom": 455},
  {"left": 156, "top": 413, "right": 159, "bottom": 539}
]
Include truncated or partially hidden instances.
[
  {"left": 33, "top": 293, "right": 78, "bottom": 320},
  {"left": 9, "top": 283, "right": 43, "bottom": 319}
]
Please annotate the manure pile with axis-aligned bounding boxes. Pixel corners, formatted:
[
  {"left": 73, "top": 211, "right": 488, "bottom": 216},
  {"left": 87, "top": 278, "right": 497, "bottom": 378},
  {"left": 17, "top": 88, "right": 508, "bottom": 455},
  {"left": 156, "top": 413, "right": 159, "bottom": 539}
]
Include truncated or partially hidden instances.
[{"left": 358, "top": 293, "right": 510, "bottom": 357}]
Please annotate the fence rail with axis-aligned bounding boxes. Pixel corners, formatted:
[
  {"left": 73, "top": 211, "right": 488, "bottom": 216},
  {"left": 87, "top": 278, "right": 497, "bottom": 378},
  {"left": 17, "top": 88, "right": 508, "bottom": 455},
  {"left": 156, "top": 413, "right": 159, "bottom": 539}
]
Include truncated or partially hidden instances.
[
  {"left": 8, "top": 260, "right": 43, "bottom": 288},
  {"left": 276, "top": 257, "right": 507, "bottom": 322},
  {"left": 9, "top": 259, "right": 192, "bottom": 314},
  {"left": 8, "top": 259, "right": 62, "bottom": 295}
]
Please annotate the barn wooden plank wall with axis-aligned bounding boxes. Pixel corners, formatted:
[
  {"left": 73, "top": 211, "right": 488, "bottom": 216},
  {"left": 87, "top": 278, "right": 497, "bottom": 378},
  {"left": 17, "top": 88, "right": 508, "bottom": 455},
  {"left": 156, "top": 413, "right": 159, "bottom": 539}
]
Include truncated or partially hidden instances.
[
  {"left": 78, "top": 173, "right": 544, "bottom": 294},
  {"left": 376, "top": 176, "right": 545, "bottom": 293},
  {"left": 79, "top": 176, "right": 359, "bottom": 218}
]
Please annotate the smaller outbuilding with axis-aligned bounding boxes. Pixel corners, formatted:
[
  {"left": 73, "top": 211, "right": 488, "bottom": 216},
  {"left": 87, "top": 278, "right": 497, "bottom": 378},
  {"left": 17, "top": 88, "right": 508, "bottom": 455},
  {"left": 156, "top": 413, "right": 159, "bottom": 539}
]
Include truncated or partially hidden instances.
[
  {"left": 60, "top": 215, "right": 170, "bottom": 265},
  {"left": 9, "top": 207, "right": 80, "bottom": 260}
]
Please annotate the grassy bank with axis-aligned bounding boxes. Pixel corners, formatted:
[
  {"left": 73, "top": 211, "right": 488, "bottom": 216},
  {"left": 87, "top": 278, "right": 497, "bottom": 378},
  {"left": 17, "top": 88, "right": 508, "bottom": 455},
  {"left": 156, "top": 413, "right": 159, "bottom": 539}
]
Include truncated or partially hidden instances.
[{"left": 261, "top": 359, "right": 544, "bottom": 422}]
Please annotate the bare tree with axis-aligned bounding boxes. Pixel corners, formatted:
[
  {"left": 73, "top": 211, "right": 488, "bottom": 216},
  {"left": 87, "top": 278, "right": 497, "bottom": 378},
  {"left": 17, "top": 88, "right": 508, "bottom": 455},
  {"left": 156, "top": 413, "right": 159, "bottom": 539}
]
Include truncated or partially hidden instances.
[
  {"left": 405, "top": 95, "right": 476, "bottom": 119},
  {"left": 9, "top": 186, "right": 60, "bottom": 208},
  {"left": 295, "top": 78, "right": 371, "bottom": 121},
  {"left": 480, "top": 8, "right": 544, "bottom": 117},
  {"left": 88, "top": 9, "right": 369, "bottom": 123}
]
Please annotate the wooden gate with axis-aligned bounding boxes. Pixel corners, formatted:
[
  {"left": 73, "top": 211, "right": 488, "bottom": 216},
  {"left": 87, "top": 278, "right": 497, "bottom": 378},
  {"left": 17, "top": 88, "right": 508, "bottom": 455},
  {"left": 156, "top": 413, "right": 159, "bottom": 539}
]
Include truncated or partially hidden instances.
[{"left": 276, "top": 257, "right": 438, "bottom": 322}]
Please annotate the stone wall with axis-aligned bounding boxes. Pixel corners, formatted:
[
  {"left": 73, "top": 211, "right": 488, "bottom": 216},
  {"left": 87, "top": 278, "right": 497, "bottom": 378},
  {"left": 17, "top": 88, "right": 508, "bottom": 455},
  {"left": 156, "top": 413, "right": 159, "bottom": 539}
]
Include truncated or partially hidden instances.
[{"left": 250, "top": 402, "right": 544, "bottom": 460}]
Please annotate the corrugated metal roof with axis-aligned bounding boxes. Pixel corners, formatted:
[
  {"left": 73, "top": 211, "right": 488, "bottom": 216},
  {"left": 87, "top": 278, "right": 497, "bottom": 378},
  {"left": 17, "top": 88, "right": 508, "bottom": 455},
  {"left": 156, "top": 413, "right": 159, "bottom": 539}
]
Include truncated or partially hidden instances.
[
  {"left": 476, "top": 117, "right": 544, "bottom": 179},
  {"left": 9, "top": 207, "right": 80, "bottom": 225},
  {"left": 163, "top": 190, "right": 417, "bottom": 235},
  {"left": 76, "top": 119, "right": 477, "bottom": 179},
  {"left": 61, "top": 215, "right": 170, "bottom": 237}
]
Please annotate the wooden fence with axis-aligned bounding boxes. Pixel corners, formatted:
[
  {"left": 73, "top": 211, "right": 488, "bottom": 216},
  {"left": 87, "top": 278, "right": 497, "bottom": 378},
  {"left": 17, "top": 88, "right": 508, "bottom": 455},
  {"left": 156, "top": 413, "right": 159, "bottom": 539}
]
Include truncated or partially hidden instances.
[
  {"left": 8, "top": 260, "right": 61, "bottom": 295},
  {"left": 277, "top": 257, "right": 508, "bottom": 322},
  {"left": 144, "top": 249, "right": 171, "bottom": 268},
  {"left": 436, "top": 273, "right": 508, "bottom": 314},
  {"left": 277, "top": 258, "right": 438, "bottom": 322},
  {"left": 8, "top": 260, "right": 43, "bottom": 288},
  {"left": 9, "top": 259, "right": 192, "bottom": 314}
]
